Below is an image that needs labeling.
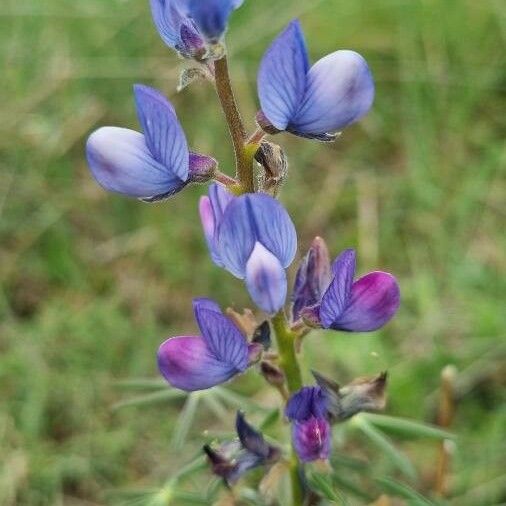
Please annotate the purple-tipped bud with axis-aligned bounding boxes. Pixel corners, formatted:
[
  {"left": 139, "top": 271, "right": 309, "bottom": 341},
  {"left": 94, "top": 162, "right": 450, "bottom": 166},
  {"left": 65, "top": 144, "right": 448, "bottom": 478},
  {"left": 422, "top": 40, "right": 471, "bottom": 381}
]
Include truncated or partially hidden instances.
[
  {"left": 260, "top": 361, "right": 285, "bottom": 387},
  {"left": 205, "top": 411, "right": 280, "bottom": 485},
  {"left": 252, "top": 321, "right": 271, "bottom": 350},
  {"left": 292, "top": 237, "right": 332, "bottom": 322},
  {"left": 286, "top": 386, "right": 332, "bottom": 462},
  {"left": 188, "top": 152, "right": 217, "bottom": 183}
]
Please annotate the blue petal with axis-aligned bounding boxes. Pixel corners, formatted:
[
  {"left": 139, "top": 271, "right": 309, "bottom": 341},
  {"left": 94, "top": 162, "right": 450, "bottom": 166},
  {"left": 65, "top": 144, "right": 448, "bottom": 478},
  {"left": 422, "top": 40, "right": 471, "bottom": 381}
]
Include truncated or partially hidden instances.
[
  {"left": 319, "top": 249, "right": 356, "bottom": 329},
  {"left": 179, "top": 0, "right": 241, "bottom": 42},
  {"left": 133, "top": 84, "right": 189, "bottom": 181},
  {"left": 209, "top": 183, "right": 235, "bottom": 224},
  {"left": 199, "top": 184, "right": 234, "bottom": 267},
  {"left": 86, "top": 127, "right": 185, "bottom": 198},
  {"left": 150, "top": 0, "right": 184, "bottom": 49},
  {"left": 236, "top": 411, "right": 272, "bottom": 458},
  {"left": 285, "top": 386, "right": 327, "bottom": 421},
  {"left": 217, "top": 194, "right": 297, "bottom": 278},
  {"left": 199, "top": 196, "right": 223, "bottom": 266},
  {"left": 245, "top": 242, "right": 287, "bottom": 314},
  {"left": 258, "top": 20, "right": 309, "bottom": 130},
  {"left": 158, "top": 335, "right": 239, "bottom": 391},
  {"left": 292, "top": 237, "right": 332, "bottom": 321},
  {"left": 193, "top": 299, "right": 249, "bottom": 371},
  {"left": 330, "top": 272, "right": 400, "bottom": 332},
  {"left": 291, "top": 50, "right": 375, "bottom": 135}
]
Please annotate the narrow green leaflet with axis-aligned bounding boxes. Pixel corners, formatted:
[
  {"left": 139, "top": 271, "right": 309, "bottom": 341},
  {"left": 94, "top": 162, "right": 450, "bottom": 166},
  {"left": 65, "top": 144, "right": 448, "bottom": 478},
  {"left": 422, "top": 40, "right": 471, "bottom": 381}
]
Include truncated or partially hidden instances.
[
  {"left": 353, "top": 415, "right": 418, "bottom": 480},
  {"left": 375, "top": 476, "right": 435, "bottom": 505},
  {"left": 112, "top": 389, "right": 186, "bottom": 411},
  {"left": 307, "top": 471, "right": 349, "bottom": 504},
  {"left": 171, "top": 393, "right": 202, "bottom": 450},
  {"left": 363, "top": 413, "right": 456, "bottom": 440}
]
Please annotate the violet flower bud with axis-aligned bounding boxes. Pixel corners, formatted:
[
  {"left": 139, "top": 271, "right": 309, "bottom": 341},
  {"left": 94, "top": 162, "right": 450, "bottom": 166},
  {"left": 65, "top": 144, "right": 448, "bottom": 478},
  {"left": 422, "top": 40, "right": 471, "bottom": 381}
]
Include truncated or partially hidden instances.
[
  {"left": 257, "top": 20, "right": 374, "bottom": 141},
  {"left": 204, "top": 411, "right": 280, "bottom": 485},
  {"left": 292, "top": 237, "right": 332, "bottom": 322},
  {"left": 285, "top": 386, "right": 331, "bottom": 462},
  {"left": 157, "top": 298, "right": 260, "bottom": 391},
  {"left": 86, "top": 85, "right": 216, "bottom": 201}
]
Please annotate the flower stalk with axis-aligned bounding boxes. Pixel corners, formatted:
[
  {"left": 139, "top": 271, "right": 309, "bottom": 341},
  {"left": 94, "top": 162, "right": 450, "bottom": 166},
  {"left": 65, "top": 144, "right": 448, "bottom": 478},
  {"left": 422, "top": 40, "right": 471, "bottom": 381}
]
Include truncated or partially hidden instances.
[
  {"left": 271, "top": 310, "right": 304, "bottom": 505},
  {"left": 213, "top": 55, "right": 255, "bottom": 193}
]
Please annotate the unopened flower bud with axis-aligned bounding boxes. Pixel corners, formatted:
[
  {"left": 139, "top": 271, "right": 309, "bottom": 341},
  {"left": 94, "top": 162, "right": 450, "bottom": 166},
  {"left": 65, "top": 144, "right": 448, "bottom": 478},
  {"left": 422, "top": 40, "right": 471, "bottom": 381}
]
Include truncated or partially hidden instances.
[
  {"left": 292, "top": 237, "right": 332, "bottom": 322},
  {"left": 260, "top": 361, "right": 285, "bottom": 386},
  {"left": 187, "top": 153, "right": 217, "bottom": 183},
  {"left": 252, "top": 320, "right": 271, "bottom": 350},
  {"left": 313, "top": 370, "right": 387, "bottom": 423},
  {"left": 255, "top": 141, "right": 288, "bottom": 194}
]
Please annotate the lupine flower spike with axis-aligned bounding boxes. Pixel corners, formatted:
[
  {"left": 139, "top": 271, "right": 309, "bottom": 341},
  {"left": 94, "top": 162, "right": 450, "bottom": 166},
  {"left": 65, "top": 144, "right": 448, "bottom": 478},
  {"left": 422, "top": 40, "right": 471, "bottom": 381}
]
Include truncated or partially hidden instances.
[
  {"left": 200, "top": 184, "right": 297, "bottom": 314},
  {"left": 86, "top": 85, "right": 216, "bottom": 201},
  {"left": 257, "top": 20, "right": 374, "bottom": 141},
  {"left": 157, "top": 298, "right": 261, "bottom": 391},
  {"left": 150, "top": 0, "right": 244, "bottom": 58},
  {"left": 204, "top": 411, "right": 281, "bottom": 485},
  {"left": 294, "top": 244, "right": 400, "bottom": 332}
]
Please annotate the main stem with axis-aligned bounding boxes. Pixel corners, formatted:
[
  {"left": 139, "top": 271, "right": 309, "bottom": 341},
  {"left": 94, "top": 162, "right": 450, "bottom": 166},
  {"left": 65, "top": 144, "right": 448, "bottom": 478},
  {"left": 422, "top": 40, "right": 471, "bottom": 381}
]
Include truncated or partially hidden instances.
[
  {"left": 271, "top": 310, "right": 304, "bottom": 506},
  {"left": 213, "top": 56, "right": 255, "bottom": 193}
]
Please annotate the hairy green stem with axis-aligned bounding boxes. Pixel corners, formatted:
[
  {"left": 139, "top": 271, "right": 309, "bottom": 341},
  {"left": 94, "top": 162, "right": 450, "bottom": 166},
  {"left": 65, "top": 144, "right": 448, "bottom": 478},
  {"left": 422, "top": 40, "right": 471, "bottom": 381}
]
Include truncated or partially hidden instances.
[
  {"left": 213, "top": 55, "right": 255, "bottom": 193},
  {"left": 271, "top": 310, "right": 304, "bottom": 505}
]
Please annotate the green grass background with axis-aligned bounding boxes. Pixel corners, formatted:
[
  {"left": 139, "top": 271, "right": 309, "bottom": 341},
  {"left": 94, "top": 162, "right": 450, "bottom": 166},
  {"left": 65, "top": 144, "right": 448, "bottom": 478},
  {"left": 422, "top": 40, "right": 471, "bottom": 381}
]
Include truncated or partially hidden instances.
[{"left": 0, "top": 0, "right": 504, "bottom": 504}]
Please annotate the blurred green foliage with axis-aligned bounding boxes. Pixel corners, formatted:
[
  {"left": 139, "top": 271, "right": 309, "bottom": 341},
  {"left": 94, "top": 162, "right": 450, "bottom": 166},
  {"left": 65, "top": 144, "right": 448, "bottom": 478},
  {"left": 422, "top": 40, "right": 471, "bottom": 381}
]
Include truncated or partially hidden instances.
[{"left": 0, "top": 0, "right": 504, "bottom": 504}]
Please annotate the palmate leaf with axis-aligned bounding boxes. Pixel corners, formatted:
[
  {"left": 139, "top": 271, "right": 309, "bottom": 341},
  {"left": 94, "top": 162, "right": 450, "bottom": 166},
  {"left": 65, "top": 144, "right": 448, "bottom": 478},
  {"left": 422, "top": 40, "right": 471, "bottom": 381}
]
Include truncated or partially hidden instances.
[
  {"left": 352, "top": 415, "right": 418, "bottom": 480},
  {"left": 375, "top": 477, "right": 435, "bottom": 505},
  {"left": 362, "top": 413, "right": 456, "bottom": 440}
]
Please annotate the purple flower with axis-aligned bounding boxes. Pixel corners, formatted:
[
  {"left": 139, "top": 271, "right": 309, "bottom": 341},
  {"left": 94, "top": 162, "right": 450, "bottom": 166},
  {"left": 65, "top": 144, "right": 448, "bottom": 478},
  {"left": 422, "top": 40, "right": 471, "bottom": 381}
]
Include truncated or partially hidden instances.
[
  {"left": 297, "top": 247, "right": 400, "bottom": 332},
  {"left": 199, "top": 185, "right": 297, "bottom": 314},
  {"left": 150, "top": 0, "right": 244, "bottom": 56},
  {"left": 285, "top": 386, "right": 331, "bottom": 462},
  {"left": 257, "top": 20, "right": 374, "bottom": 141},
  {"left": 157, "top": 298, "right": 260, "bottom": 391},
  {"left": 86, "top": 85, "right": 216, "bottom": 201},
  {"left": 204, "top": 411, "right": 280, "bottom": 485}
]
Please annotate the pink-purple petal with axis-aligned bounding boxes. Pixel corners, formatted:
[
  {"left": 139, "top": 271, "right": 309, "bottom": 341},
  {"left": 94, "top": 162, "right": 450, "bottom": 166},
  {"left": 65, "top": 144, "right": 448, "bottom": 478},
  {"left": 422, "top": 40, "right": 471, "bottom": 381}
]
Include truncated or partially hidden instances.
[
  {"left": 292, "top": 416, "right": 331, "bottom": 462},
  {"left": 331, "top": 271, "right": 400, "bottom": 332},
  {"left": 291, "top": 50, "right": 375, "bottom": 135},
  {"left": 157, "top": 336, "right": 239, "bottom": 391},
  {"left": 258, "top": 20, "right": 309, "bottom": 130}
]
